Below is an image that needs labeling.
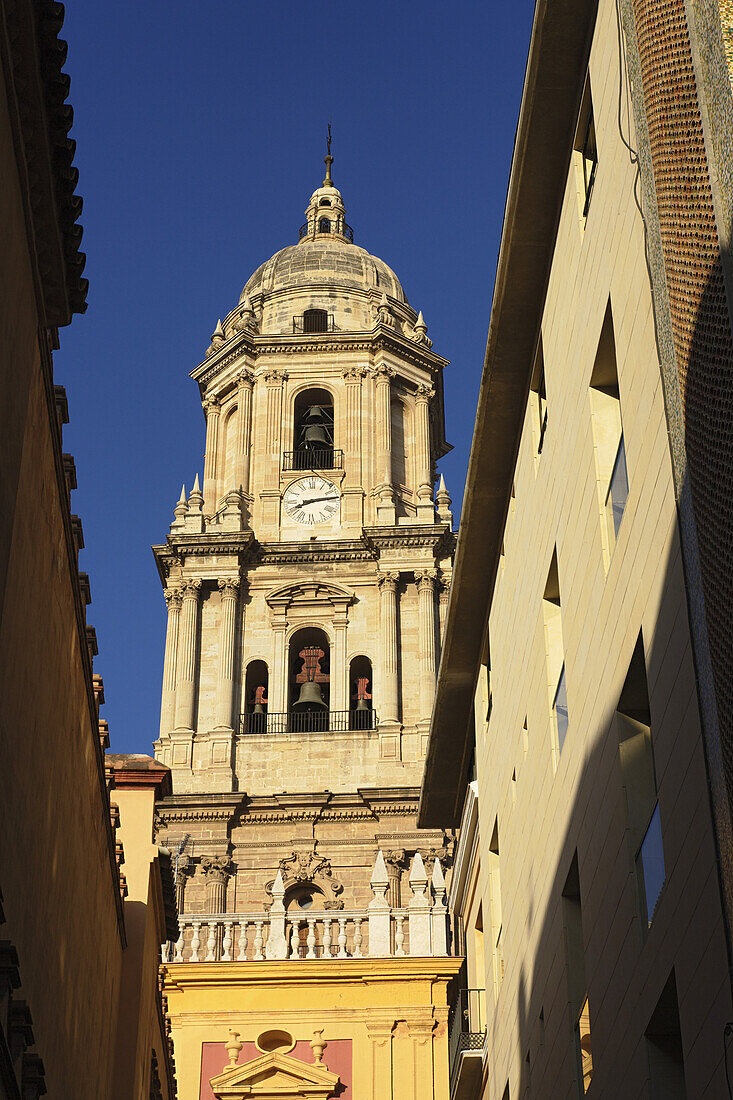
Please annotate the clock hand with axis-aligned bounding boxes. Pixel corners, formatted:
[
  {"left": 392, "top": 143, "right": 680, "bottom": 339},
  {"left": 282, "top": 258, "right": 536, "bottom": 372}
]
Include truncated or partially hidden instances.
[{"left": 301, "top": 495, "right": 338, "bottom": 506}]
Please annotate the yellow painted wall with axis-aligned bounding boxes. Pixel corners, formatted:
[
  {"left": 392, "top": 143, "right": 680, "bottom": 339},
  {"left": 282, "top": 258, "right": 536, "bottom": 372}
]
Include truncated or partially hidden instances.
[{"left": 163, "top": 957, "right": 461, "bottom": 1100}]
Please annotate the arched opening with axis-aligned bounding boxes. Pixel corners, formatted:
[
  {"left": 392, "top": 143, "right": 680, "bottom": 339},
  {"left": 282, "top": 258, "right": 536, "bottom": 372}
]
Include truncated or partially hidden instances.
[
  {"left": 285, "top": 882, "right": 325, "bottom": 912},
  {"left": 349, "top": 655, "right": 373, "bottom": 729},
  {"left": 243, "top": 659, "right": 268, "bottom": 734},
  {"left": 220, "top": 403, "right": 238, "bottom": 499},
  {"left": 293, "top": 387, "right": 334, "bottom": 469},
  {"left": 303, "top": 307, "right": 329, "bottom": 334},
  {"left": 318, "top": 217, "right": 331, "bottom": 234},
  {"left": 391, "top": 399, "right": 409, "bottom": 488},
  {"left": 318, "top": 198, "right": 331, "bottom": 207},
  {"left": 288, "top": 627, "right": 330, "bottom": 732}
]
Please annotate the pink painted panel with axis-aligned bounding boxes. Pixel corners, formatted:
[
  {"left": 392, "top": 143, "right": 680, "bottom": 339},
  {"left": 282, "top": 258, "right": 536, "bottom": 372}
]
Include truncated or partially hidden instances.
[{"left": 199, "top": 1038, "right": 352, "bottom": 1100}]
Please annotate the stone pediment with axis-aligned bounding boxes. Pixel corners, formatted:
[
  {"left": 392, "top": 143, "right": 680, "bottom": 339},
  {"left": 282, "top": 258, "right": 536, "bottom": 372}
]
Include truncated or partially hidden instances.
[
  {"left": 209, "top": 1050, "right": 340, "bottom": 1099},
  {"left": 265, "top": 581, "right": 353, "bottom": 612}
]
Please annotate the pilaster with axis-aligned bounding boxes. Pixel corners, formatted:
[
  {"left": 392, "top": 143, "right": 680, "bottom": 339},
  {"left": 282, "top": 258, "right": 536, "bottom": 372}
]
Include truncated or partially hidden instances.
[
  {"left": 159, "top": 587, "right": 182, "bottom": 740},
  {"left": 415, "top": 384, "right": 436, "bottom": 522},
  {"left": 236, "top": 369, "right": 254, "bottom": 505},
  {"left": 174, "top": 579, "right": 202, "bottom": 733},
  {"left": 416, "top": 570, "right": 438, "bottom": 729},
  {"left": 202, "top": 397, "right": 221, "bottom": 514}
]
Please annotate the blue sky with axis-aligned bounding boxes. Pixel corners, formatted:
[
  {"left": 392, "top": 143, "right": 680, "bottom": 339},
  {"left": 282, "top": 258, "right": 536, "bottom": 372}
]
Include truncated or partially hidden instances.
[{"left": 56, "top": 0, "right": 535, "bottom": 752}]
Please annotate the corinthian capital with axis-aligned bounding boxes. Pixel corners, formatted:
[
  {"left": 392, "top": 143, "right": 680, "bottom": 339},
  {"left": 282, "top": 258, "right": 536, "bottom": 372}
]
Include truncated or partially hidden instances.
[
  {"left": 203, "top": 395, "right": 221, "bottom": 415},
  {"left": 372, "top": 364, "right": 396, "bottom": 382},
  {"left": 201, "top": 855, "right": 232, "bottom": 883},
  {"left": 181, "top": 578, "right": 202, "bottom": 599},
  {"left": 415, "top": 569, "right": 438, "bottom": 590},
  {"left": 164, "top": 587, "right": 183, "bottom": 611},
  {"left": 218, "top": 578, "right": 240, "bottom": 600},
  {"left": 415, "top": 383, "right": 435, "bottom": 404},
  {"left": 263, "top": 369, "right": 288, "bottom": 387},
  {"left": 237, "top": 368, "right": 255, "bottom": 390},
  {"left": 378, "top": 571, "right": 400, "bottom": 592}
]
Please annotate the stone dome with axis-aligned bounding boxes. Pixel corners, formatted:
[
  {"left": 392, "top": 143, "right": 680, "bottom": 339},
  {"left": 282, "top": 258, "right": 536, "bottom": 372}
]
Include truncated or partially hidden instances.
[{"left": 239, "top": 237, "right": 407, "bottom": 305}]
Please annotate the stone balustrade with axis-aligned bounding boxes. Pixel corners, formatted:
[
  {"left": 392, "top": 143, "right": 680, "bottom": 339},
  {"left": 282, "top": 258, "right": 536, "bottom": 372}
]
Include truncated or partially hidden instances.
[{"left": 162, "top": 850, "right": 452, "bottom": 962}]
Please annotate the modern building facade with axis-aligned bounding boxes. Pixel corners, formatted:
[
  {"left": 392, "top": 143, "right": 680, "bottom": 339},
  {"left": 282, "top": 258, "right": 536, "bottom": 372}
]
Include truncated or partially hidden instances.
[
  {"left": 154, "top": 160, "right": 462, "bottom": 1099},
  {"left": 0, "top": 2, "right": 178, "bottom": 1096},
  {"left": 420, "top": 0, "right": 733, "bottom": 1097}
]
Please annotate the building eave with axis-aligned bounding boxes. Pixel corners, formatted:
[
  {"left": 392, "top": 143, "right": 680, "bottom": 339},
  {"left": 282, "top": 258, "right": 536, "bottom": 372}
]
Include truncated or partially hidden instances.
[
  {"left": 418, "top": 0, "right": 598, "bottom": 828},
  {"left": 0, "top": 0, "right": 88, "bottom": 325}
]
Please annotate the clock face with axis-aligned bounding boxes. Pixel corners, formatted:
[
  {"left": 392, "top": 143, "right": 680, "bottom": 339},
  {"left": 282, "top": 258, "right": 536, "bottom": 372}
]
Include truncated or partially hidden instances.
[{"left": 282, "top": 476, "right": 340, "bottom": 525}]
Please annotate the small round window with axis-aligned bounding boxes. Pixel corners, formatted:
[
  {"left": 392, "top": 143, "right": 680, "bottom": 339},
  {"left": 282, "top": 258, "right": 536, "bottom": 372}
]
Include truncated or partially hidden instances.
[{"left": 297, "top": 894, "right": 314, "bottom": 910}]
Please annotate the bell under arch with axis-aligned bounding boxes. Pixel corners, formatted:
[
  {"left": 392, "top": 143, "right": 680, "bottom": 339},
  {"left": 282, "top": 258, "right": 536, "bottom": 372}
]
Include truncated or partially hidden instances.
[
  {"left": 288, "top": 627, "right": 330, "bottom": 730},
  {"left": 293, "top": 387, "right": 334, "bottom": 470}
]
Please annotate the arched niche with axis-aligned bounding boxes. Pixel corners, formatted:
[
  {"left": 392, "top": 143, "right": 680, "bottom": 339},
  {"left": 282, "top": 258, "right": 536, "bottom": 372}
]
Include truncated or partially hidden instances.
[
  {"left": 218, "top": 402, "right": 239, "bottom": 499},
  {"left": 243, "top": 659, "right": 268, "bottom": 734},
  {"left": 293, "top": 386, "right": 334, "bottom": 469}
]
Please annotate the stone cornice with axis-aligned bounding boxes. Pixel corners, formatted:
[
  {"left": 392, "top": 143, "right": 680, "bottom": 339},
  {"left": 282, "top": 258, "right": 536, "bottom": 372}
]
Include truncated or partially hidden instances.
[
  {"left": 190, "top": 327, "right": 449, "bottom": 395},
  {"left": 362, "top": 524, "right": 455, "bottom": 556}
]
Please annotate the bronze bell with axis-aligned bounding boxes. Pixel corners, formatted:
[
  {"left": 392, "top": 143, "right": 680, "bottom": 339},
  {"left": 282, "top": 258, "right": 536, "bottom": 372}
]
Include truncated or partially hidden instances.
[
  {"left": 355, "top": 696, "right": 370, "bottom": 712},
  {"left": 302, "top": 422, "right": 330, "bottom": 447},
  {"left": 253, "top": 701, "right": 265, "bottom": 715},
  {"left": 292, "top": 680, "right": 327, "bottom": 711}
]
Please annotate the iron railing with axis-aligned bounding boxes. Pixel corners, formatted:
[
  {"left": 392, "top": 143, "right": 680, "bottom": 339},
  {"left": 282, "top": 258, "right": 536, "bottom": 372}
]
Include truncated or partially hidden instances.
[
  {"left": 240, "top": 710, "right": 377, "bottom": 735},
  {"left": 282, "top": 448, "right": 343, "bottom": 472},
  {"left": 448, "top": 988, "right": 486, "bottom": 1088},
  {"left": 292, "top": 313, "right": 336, "bottom": 334},
  {"left": 298, "top": 221, "right": 354, "bottom": 243}
]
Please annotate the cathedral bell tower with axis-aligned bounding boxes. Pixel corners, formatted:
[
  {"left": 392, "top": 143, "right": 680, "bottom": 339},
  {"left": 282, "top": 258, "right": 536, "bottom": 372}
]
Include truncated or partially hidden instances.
[
  {"left": 153, "top": 156, "right": 454, "bottom": 795},
  {"left": 154, "top": 153, "right": 460, "bottom": 1100}
]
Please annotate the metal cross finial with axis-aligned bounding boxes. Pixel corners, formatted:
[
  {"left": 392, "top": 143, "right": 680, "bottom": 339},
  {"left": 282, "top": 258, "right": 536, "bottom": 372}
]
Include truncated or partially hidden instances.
[{"left": 323, "top": 119, "right": 334, "bottom": 185}]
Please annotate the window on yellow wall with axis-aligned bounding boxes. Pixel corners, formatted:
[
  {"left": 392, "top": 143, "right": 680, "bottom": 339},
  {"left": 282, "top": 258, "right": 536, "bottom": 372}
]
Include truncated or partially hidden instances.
[
  {"left": 529, "top": 338, "right": 548, "bottom": 463},
  {"left": 542, "top": 549, "right": 567, "bottom": 762},
  {"left": 488, "top": 819, "right": 504, "bottom": 1001},
  {"left": 573, "top": 76, "right": 598, "bottom": 222},
  {"left": 590, "top": 302, "right": 628, "bottom": 566},
  {"left": 616, "top": 633, "right": 666, "bottom": 928},
  {"left": 563, "top": 854, "right": 592, "bottom": 1094}
]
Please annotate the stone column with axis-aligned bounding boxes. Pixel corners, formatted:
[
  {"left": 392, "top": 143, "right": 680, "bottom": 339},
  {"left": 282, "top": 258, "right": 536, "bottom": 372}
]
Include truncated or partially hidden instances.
[
  {"left": 438, "top": 575, "right": 450, "bottom": 640},
  {"left": 202, "top": 856, "right": 232, "bottom": 914},
  {"left": 272, "top": 613, "right": 288, "bottom": 715},
  {"left": 236, "top": 369, "right": 254, "bottom": 496},
  {"left": 174, "top": 580, "right": 202, "bottom": 731},
  {"left": 215, "top": 578, "right": 240, "bottom": 730},
  {"left": 260, "top": 370, "right": 287, "bottom": 530},
  {"left": 264, "top": 369, "right": 287, "bottom": 487},
  {"left": 415, "top": 384, "right": 435, "bottom": 520},
  {"left": 385, "top": 849, "right": 406, "bottom": 908},
  {"left": 342, "top": 366, "right": 363, "bottom": 486},
  {"left": 174, "top": 853, "right": 190, "bottom": 914},
  {"left": 416, "top": 570, "right": 438, "bottom": 724},
  {"left": 202, "top": 397, "right": 221, "bottom": 513},
  {"left": 159, "top": 587, "right": 182, "bottom": 737},
  {"left": 374, "top": 365, "right": 395, "bottom": 483},
  {"left": 378, "top": 572, "right": 400, "bottom": 724},
  {"left": 341, "top": 366, "right": 365, "bottom": 527},
  {"left": 331, "top": 608, "right": 348, "bottom": 715}
]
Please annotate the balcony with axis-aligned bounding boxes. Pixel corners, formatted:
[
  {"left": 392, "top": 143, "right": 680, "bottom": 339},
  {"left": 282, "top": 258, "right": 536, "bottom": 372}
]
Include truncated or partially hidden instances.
[
  {"left": 239, "top": 710, "right": 378, "bottom": 735},
  {"left": 292, "top": 313, "right": 336, "bottom": 334},
  {"left": 298, "top": 222, "right": 354, "bottom": 243},
  {"left": 282, "top": 449, "right": 343, "bottom": 472},
  {"left": 449, "top": 988, "right": 486, "bottom": 1100}
]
